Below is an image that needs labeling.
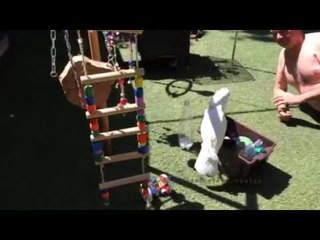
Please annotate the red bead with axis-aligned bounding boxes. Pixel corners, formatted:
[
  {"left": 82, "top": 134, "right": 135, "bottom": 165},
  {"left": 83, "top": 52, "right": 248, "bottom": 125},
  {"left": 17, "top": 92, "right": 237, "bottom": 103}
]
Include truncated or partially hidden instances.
[
  {"left": 160, "top": 186, "right": 171, "bottom": 196},
  {"left": 101, "top": 192, "right": 109, "bottom": 200},
  {"left": 137, "top": 121, "right": 146, "bottom": 131},
  {"left": 86, "top": 104, "right": 96, "bottom": 113},
  {"left": 137, "top": 132, "right": 148, "bottom": 144},
  {"left": 90, "top": 118, "right": 99, "bottom": 131},
  {"left": 120, "top": 98, "right": 127, "bottom": 105}
]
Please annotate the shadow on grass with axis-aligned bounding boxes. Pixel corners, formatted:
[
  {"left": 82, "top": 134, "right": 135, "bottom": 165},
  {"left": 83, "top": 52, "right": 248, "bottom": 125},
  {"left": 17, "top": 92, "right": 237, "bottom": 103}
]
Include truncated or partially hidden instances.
[
  {"left": 147, "top": 103, "right": 275, "bottom": 125},
  {"left": 228, "top": 105, "right": 301, "bottom": 117},
  {"left": 207, "top": 162, "right": 292, "bottom": 209},
  {"left": 152, "top": 190, "right": 204, "bottom": 210},
  {"left": 228, "top": 108, "right": 278, "bottom": 116},
  {"left": 143, "top": 54, "right": 255, "bottom": 85},
  {"left": 157, "top": 133, "right": 180, "bottom": 146},
  {"left": 185, "top": 158, "right": 291, "bottom": 210},
  {"left": 149, "top": 166, "right": 247, "bottom": 210},
  {"left": 242, "top": 66, "right": 276, "bottom": 75},
  {"left": 282, "top": 117, "right": 320, "bottom": 130},
  {"left": 299, "top": 103, "right": 320, "bottom": 124},
  {"left": 153, "top": 80, "right": 215, "bottom": 98},
  {"left": 241, "top": 30, "right": 274, "bottom": 42},
  {"left": 165, "top": 79, "right": 193, "bottom": 98}
]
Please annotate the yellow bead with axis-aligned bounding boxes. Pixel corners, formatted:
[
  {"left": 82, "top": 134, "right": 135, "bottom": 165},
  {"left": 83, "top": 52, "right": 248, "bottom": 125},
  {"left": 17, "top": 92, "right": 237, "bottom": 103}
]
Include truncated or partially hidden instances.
[{"left": 134, "top": 77, "right": 144, "bottom": 88}]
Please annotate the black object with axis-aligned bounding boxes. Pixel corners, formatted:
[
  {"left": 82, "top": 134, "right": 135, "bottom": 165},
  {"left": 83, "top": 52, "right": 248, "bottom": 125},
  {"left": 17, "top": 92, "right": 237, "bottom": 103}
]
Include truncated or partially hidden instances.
[{"left": 138, "top": 30, "right": 190, "bottom": 68}]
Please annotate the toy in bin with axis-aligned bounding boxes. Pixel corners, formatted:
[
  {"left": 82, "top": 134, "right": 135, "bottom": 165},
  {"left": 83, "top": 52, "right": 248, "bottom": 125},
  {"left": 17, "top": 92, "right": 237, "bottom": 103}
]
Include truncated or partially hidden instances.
[
  {"left": 140, "top": 174, "right": 172, "bottom": 208},
  {"left": 234, "top": 136, "right": 266, "bottom": 161}
]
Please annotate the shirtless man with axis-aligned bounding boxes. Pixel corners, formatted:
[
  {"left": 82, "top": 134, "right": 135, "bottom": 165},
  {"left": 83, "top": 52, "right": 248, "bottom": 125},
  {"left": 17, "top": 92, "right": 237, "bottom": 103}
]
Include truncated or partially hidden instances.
[{"left": 271, "top": 30, "right": 320, "bottom": 122}]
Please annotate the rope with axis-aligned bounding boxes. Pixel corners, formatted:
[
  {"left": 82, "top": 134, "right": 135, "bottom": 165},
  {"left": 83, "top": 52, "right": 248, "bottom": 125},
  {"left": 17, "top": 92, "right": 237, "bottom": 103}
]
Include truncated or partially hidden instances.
[
  {"left": 135, "top": 34, "right": 139, "bottom": 68},
  {"left": 141, "top": 157, "right": 145, "bottom": 174},
  {"left": 129, "top": 34, "right": 133, "bottom": 64},
  {"left": 100, "top": 165, "right": 105, "bottom": 183},
  {"left": 77, "top": 30, "right": 88, "bottom": 76},
  {"left": 132, "top": 33, "right": 146, "bottom": 173},
  {"left": 64, "top": 30, "right": 84, "bottom": 107}
]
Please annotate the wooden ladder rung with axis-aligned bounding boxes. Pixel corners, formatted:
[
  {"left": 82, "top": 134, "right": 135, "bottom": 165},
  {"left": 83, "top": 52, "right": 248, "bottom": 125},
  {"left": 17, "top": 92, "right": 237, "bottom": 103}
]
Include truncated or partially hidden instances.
[
  {"left": 91, "top": 126, "right": 144, "bottom": 142},
  {"left": 80, "top": 68, "right": 144, "bottom": 85},
  {"left": 95, "top": 151, "right": 149, "bottom": 165},
  {"left": 104, "top": 30, "right": 143, "bottom": 35},
  {"left": 86, "top": 103, "right": 145, "bottom": 119},
  {"left": 99, "top": 173, "right": 150, "bottom": 190}
]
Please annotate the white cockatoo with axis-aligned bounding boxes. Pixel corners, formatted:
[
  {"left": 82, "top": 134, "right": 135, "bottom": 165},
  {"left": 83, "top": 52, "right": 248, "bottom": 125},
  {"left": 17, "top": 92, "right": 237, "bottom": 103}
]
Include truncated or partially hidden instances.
[{"left": 194, "top": 88, "right": 230, "bottom": 177}]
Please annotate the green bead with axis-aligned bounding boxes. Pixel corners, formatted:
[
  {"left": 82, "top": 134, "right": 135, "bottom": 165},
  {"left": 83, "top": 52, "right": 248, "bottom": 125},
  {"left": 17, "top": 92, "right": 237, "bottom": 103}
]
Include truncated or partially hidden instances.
[
  {"left": 91, "top": 131, "right": 100, "bottom": 137},
  {"left": 93, "top": 154, "right": 103, "bottom": 162},
  {"left": 84, "top": 85, "right": 95, "bottom": 97},
  {"left": 136, "top": 115, "right": 146, "bottom": 122},
  {"left": 102, "top": 199, "right": 110, "bottom": 207}
]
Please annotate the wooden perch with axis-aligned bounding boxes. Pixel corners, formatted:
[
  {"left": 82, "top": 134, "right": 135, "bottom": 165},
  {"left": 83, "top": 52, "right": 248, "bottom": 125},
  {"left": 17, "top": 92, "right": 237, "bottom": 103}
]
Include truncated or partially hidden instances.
[
  {"left": 80, "top": 68, "right": 145, "bottom": 85},
  {"left": 59, "top": 55, "right": 114, "bottom": 109}
]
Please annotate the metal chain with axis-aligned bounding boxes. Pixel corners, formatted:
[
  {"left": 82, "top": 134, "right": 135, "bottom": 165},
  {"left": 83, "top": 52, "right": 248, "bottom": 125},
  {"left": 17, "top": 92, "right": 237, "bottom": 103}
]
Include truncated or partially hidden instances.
[
  {"left": 102, "top": 31, "right": 117, "bottom": 69},
  {"left": 50, "top": 30, "right": 57, "bottom": 77}
]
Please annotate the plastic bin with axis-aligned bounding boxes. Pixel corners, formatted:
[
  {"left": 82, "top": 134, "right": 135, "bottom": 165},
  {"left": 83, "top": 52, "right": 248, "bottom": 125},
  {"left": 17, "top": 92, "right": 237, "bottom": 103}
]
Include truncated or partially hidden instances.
[{"left": 218, "top": 117, "right": 276, "bottom": 179}]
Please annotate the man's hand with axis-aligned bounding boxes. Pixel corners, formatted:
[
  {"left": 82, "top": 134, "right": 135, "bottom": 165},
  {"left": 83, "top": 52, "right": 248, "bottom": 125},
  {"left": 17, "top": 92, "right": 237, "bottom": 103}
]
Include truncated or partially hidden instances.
[{"left": 273, "top": 92, "right": 303, "bottom": 108}]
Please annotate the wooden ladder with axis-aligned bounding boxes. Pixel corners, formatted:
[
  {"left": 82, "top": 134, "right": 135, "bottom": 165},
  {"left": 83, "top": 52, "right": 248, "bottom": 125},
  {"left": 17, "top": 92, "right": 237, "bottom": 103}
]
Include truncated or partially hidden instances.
[{"left": 85, "top": 30, "right": 150, "bottom": 194}]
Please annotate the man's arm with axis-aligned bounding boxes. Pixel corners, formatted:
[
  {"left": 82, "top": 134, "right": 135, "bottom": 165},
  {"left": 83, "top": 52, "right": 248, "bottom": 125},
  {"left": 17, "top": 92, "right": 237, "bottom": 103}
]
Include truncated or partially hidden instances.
[
  {"left": 273, "top": 81, "right": 320, "bottom": 107},
  {"left": 299, "top": 87, "right": 320, "bottom": 102},
  {"left": 272, "top": 50, "right": 292, "bottom": 121},
  {"left": 273, "top": 50, "right": 287, "bottom": 97}
]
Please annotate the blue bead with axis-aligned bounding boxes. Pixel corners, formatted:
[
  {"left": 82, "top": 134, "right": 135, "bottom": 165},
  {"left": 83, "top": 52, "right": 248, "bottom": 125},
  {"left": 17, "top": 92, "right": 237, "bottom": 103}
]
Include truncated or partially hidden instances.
[
  {"left": 92, "top": 141, "right": 103, "bottom": 149},
  {"left": 135, "top": 88, "right": 143, "bottom": 98},
  {"left": 96, "top": 141, "right": 104, "bottom": 149},
  {"left": 92, "top": 142, "right": 104, "bottom": 154},
  {"left": 150, "top": 187, "right": 158, "bottom": 196},
  {"left": 86, "top": 96, "right": 95, "bottom": 105},
  {"left": 138, "top": 145, "right": 149, "bottom": 154},
  {"left": 100, "top": 189, "right": 109, "bottom": 193}
]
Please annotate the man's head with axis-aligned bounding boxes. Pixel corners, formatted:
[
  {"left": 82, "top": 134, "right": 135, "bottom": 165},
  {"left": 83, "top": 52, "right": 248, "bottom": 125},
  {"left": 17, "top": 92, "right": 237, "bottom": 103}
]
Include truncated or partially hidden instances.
[{"left": 270, "top": 30, "right": 304, "bottom": 49}]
